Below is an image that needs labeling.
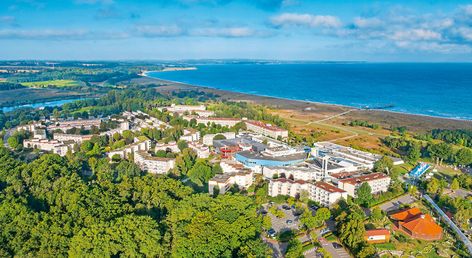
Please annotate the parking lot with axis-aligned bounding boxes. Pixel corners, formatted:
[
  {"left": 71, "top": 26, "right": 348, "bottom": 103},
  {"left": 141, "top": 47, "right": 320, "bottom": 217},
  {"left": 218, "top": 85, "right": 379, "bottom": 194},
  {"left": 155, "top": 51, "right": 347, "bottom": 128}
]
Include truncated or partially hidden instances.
[
  {"left": 379, "top": 194, "right": 416, "bottom": 213},
  {"left": 262, "top": 203, "right": 301, "bottom": 234}
]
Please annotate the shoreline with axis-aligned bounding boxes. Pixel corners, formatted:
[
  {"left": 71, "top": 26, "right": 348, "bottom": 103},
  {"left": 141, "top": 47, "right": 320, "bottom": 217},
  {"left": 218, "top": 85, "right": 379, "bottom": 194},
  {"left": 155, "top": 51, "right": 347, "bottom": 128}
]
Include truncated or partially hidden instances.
[{"left": 141, "top": 71, "right": 472, "bottom": 124}]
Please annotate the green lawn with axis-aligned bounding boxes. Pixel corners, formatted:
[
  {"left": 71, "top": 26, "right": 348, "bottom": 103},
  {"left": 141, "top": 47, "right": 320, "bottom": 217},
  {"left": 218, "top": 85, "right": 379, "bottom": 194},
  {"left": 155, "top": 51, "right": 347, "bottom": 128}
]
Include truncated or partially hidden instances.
[{"left": 21, "top": 79, "right": 83, "bottom": 88}]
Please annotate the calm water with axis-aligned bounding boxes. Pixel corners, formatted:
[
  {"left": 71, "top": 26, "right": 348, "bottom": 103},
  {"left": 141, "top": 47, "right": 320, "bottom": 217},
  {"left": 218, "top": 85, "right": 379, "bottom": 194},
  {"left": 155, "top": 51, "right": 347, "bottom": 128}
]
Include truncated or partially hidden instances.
[
  {"left": 1, "top": 98, "right": 85, "bottom": 113},
  {"left": 149, "top": 63, "right": 472, "bottom": 120}
]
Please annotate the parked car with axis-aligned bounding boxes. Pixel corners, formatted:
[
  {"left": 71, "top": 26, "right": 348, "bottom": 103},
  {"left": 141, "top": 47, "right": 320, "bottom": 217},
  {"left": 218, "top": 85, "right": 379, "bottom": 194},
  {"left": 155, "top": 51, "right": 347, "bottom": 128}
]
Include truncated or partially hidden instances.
[
  {"left": 282, "top": 205, "right": 290, "bottom": 210},
  {"left": 332, "top": 242, "right": 342, "bottom": 249},
  {"left": 268, "top": 228, "right": 277, "bottom": 238},
  {"left": 286, "top": 220, "right": 293, "bottom": 224}
]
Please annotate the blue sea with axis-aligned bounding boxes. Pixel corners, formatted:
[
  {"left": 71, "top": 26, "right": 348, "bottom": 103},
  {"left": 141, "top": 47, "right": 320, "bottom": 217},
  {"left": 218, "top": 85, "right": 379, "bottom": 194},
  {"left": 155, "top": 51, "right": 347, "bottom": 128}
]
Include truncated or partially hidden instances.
[{"left": 148, "top": 63, "right": 472, "bottom": 120}]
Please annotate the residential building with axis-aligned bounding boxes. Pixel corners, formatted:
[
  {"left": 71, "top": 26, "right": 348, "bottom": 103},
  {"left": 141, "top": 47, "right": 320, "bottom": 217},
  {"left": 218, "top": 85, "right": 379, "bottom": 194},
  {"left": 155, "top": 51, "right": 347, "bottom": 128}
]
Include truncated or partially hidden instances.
[
  {"left": 268, "top": 179, "right": 346, "bottom": 207},
  {"left": 202, "top": 132, "right": 236, "bottom": 146},
  {"left": 53, "top": 133, "right": 93, "bottom": 143},
  {"left": 179, "top": 129, "right": 200, "bottom": 142},
  {"left": 364, "top": 229, "right": 391, "bottom": 244},
  {"left": 245, "top": 120, "right": 288, "bottom": 139},
  {"left": 155, "top": 142, "right": 180, "bottom": 153},
  {"left": 33, "top": 128, "right": 47, "bottom": 140},
  {"left": 188, "top": 142, "right": 210, "bottom": 158},
  {"left": 107, "top": 139, "right": 151, "bottom": 160},
  {"left": 23, "top": 139, "right": 75, "bottom": 157},
  {"left": 134, "top": 151, "right": 175, "bottom": 174},
  {"left": 48, "top": 119, "right": 102, "bottom": 132},
  {"left": 208, "top": 170, "right": 253, "bottom": 195},
  {"left": 390, "top": 207, "right": 443, "bottom": 241},
  {"left": 338, "top": 173, "right": 391, "bottom": 197},
  {"left": 188, "top": 116, "right": 242, "bottom": 127}
]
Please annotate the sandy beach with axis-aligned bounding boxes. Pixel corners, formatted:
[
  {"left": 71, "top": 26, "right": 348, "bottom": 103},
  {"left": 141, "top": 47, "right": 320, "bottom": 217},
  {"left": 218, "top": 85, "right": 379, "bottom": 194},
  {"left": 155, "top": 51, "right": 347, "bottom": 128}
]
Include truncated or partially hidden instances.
[{"left": 133, "top": 76, "right": 472, "bottom": 132}]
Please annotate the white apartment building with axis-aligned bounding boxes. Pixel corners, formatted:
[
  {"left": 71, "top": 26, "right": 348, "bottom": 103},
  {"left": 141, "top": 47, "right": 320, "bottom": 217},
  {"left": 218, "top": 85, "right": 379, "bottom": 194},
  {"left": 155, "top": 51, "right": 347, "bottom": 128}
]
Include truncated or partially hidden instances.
[
  {"left": 134, "top": 151, "right": 175, "bottom": 174},
  {"left": 188, "top": 142, "right": 210, "bottom": 158},
  {"left": 23, "top": 139, "right": 75, "bottom": 157},
  {"left": 245, "top": 120, "right": 288, "bottom": 139},
  {"left": 179, "top": 129, "right": 200, "bottom": 142},
  {"left": 194, "top": 117, "right": 242, "bottom": 127},
  {"left": 208, "top": 170, "right": 253, "bottom": 195},
  {"left": 202, "top": 132, "right": 236, "bottom": 146},
  {"left": 107, "top": 140, "right": 151, "bottom": 160},
  {"left": 268, "top": 179, "right": 347, "bottom": 207},
  {"left": 53, "top": 133, "right": 93, "bottom": 143},
  {"left": 33, "top": 128, "right": 47, "bottom": 140},
  {"left": 337, "top": 173, "right": 391, "bottom": 197},
  {"left": 155, "top": 142, "right": 180, "bottom": 153},
  {"left": 310, "top": 181, "right": 348, "bottom": 207},
  {"left": 219, "top": 160, "right": 246, "bottom": 173},
  {"left": 48, "top": 119, "right": 102, "bottom": 132}
]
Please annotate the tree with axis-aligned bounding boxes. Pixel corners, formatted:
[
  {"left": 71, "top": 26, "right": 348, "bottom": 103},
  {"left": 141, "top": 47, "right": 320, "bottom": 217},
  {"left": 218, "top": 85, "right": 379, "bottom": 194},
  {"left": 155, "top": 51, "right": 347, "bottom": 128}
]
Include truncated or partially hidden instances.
[
  {"left": 7, "top": 136, "right": 20, "bottom": 149},
  {"left": 300, "top": 208, "right": 319, "bottom": 229},
  {"left": 213, "top": 134, "right": 226, "bottom": 140},
  {"left": 455, "top": 148, "right": 472, "bottom": 166},
  {"left": 177, "top": 140, "right": 188, "bottom": 151},
  {"left": 315, "top": 207, "right": 331, "bottom": 222},
  {"left": 339, "top": 213, "right": 366, "bottom": 253},
  {"left": 427, "top": 142, "right": 453, "bottom": 165},
  {"left": 285, "top": 239, "right": 304, "bottom": 258},
  {"left": 356, "top": 182, "right": 373, "bottom": 207},
  {"left": 187, "top": 159, "right": 214, "bottom": 186},
  {"left": 262, "top": 215, "right": 272, "bottom": 231},
  {"left": 427, "top": 177, "right": 441, "bottom": 195},
  {"left": 406, "top": 142, "right": 421, "bottom": 163},
  {"left": 451, "top": 178, "right": 460, "bottom": 190},
  {"left": 373, "top": 156, "right": 393, "bottom": 173},
  {"left": 357, "top": 244, "right": 376, "bottom": 258}
]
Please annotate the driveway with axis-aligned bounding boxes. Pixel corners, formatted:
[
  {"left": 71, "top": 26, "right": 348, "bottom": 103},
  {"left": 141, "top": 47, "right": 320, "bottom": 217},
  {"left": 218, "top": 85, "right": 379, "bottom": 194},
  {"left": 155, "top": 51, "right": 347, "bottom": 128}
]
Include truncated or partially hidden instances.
[
  {"left": 379, "top": 194, "right": 416, "bottom": 213},
  {"left": 319, "top": 237, "right": 351, "bottom": 258}
]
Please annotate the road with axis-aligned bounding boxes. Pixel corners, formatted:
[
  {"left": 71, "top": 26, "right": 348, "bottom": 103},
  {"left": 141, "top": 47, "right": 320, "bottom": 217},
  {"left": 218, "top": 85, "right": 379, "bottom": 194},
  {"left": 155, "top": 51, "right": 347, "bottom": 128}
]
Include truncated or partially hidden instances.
[{"left": 423, "top": 194, "right": 472, "bottom": 255}]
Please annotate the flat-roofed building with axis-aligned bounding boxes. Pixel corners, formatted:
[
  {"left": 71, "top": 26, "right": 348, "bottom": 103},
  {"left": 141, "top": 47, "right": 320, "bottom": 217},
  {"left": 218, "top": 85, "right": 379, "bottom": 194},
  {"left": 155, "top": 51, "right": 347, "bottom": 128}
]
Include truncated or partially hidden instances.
[
  {"left": 268, "top": 179, "right": 346, "bottom": 207},
  {"left": 179, "top": 129, "right": 200, "bottom": 142},
  {"left": 155, "top": 142, "right": 180, "bottom": 153},
  {"left": 245, "top": 120, "right": 288, "bottom": 139},
  {"left": 48, "top": 119, "right": 102, "bottom": 132},
  {"left": 134, "top": 151, "right": 175, "bottom": 174},
  {"left": 192, "top": 117, "right": 242, "bottom": 127},
  {"left": 53, "top": 133, "right": 93, "bottom": 143},
  {"left": 208, "top": 170, "right": 253, "bottom": 195},
  {"left": 23, "top": 139, "right": 75, "bottom": 156},
  {"left": 202, "top": 132, "right": 236, "bottom": 146},
  {"left": 188, "top": 142, "right": 210, "bottom": 158},
  {"left": 338, "top": 172, "right": 391, "bottom": 197},
  {"left": 235, "top": 149, "right": 306, "bottom": 168},
  {"left": 107, "top": 139, "right": 151, "bottom": 160}
]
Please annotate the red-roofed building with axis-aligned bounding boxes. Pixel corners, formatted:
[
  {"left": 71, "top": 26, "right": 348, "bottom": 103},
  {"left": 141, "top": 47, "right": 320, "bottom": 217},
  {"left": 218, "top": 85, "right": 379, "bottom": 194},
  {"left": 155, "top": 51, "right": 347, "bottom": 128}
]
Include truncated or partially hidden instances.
[
  {"left": 245, "top": 120, "right": 288, "bottom": 139},
  {"left": 389, "top": 208, "right": 443, "bottom": 241},
  {"left": 338, "top": 172, "right": 391, "bottom": 197},
  {"left": 364, "top": 229, "right": 391, "bottom": 244}
]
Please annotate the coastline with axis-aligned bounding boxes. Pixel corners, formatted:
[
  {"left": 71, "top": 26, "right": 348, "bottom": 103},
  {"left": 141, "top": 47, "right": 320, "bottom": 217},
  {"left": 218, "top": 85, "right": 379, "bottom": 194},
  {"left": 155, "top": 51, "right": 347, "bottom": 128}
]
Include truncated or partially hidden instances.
[{"left": 140, "top": 72, "right": 472, "bottom": 130}]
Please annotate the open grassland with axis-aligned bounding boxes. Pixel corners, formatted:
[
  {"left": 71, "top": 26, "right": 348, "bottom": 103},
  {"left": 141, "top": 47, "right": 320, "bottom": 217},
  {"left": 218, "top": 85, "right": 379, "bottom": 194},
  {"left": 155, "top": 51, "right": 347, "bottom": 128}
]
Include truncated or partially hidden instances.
[
  {"left": 21, "top": 79, "right": 83, "bottom": 88},
  {"left": 0, "top": 88, "right": 85, "bottom": 106}
]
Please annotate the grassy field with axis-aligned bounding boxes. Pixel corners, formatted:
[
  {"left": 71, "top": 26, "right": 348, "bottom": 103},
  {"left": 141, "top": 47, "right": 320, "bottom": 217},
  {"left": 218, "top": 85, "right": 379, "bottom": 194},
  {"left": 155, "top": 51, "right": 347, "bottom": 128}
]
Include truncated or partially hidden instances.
[
  {"left": 0, "top": 88, "right": 85, "bottom": 106},
  {"left": 21, "top": 79, "right": 83, "bottom": 88}
]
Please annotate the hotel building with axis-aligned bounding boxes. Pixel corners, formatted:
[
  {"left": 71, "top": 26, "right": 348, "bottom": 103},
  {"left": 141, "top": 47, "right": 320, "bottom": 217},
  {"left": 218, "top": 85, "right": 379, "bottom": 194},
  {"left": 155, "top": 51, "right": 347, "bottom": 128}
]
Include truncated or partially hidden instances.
[
  {"left": 337, "top": 172, "right": 391, "bottom": 197},
  {"left": 208, "top": 170, "right": 254, "bottom": 195},
  {"left": 245, "top": 120, "right": 288, "bottom": 139}
]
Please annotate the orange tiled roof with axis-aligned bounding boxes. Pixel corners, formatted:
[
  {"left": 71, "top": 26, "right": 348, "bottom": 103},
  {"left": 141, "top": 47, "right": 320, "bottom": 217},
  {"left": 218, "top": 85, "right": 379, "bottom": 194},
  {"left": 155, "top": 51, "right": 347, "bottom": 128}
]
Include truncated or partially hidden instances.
[
  {"left": 390, "top": 207, "right": 422, "bottom": 221},
  {"left": 365, "top": 229, "right": 390, "bottom": 237},
  {"left": 402, "top": 214, "right": 442, "bottom": 237}
]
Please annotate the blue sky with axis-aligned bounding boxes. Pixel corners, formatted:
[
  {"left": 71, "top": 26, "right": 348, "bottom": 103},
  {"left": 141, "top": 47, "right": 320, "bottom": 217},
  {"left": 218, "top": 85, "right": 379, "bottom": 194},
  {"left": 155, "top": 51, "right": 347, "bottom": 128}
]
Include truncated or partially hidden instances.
[{"left": 1, "top": 0, "right": 472, "bottom": 61}]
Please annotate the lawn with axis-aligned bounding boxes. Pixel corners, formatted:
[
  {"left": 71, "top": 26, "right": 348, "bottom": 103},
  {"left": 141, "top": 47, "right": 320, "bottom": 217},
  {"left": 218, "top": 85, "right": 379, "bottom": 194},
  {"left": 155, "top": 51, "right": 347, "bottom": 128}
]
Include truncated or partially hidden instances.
[{"left": 21, "top": 79, "right": 83, "bottom": 88}]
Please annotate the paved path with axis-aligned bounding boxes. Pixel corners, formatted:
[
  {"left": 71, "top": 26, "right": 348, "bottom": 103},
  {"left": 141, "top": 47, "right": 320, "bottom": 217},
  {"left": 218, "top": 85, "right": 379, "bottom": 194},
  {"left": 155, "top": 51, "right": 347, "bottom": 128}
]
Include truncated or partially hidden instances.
[
  {"left": 308, "top": 109, "right": 358, "bottom": 124},
  {"left": 423, "top": 194, "right": 472, "bottom": 255},
  {"left": 379, "top": 194, "right": 416, "bottom": 213}
]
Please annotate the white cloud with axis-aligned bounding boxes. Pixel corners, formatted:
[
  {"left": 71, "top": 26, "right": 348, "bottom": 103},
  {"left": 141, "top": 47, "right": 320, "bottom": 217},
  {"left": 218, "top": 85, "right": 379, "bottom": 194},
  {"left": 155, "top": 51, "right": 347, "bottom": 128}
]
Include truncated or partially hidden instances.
[
  {"left": 353, "top": 17, "right": 382, "bottom": 29},
  {"left": 191, "top": 27, "right": 256, "bottom": 37},
  {"left": 391, "top": 29, "right": 442, "bottom": 41},
  {"left": 271, "top": 13, "right": 342, "bottom": 28},
  {"left": 134, "top": 25, "right": 184, "bottom": 37}
]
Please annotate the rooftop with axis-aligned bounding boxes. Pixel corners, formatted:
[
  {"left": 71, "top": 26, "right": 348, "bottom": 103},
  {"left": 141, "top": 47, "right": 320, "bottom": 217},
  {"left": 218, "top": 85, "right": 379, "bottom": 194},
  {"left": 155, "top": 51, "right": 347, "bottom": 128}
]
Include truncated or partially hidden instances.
[
  {"left": 365, "top": 229, "right": 390, "bottom": 237},
  {"left": 314, "top": 181, "right": 346, "bottom": 193},
  {"left": 237, "top": 150, "right": 306, "bottom": 162},
  {"left": 339, "top": 172, "right": 389, "bottom": 185},
  {"left": 246, "top": 120, "right": 286, "bottom": 132}
]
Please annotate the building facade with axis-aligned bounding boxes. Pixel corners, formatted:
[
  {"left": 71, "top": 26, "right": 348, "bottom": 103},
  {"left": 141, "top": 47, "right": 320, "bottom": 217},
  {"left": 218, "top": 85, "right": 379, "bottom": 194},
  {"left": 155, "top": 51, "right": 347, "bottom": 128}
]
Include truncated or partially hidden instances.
[
  {"left": 338, "top": 173, "right": 391, "bottom": 197},
  {"left": 134, "top": 151, "right": 175, "bottom": 174},
  {"left": 245, "top": 120, "right": 288, "bottom": 139}
]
